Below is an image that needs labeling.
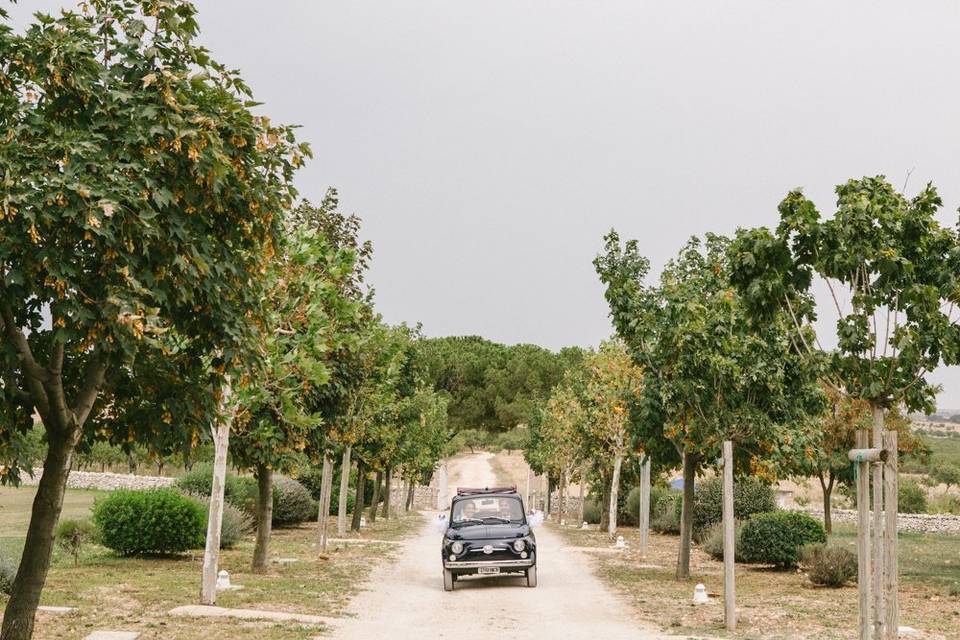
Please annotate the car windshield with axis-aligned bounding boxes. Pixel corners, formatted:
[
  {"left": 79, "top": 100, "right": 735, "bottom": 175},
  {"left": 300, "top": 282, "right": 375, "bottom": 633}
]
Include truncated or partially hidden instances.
[{"left": 451, "top": 496, "right": 524, "bottom": 526}]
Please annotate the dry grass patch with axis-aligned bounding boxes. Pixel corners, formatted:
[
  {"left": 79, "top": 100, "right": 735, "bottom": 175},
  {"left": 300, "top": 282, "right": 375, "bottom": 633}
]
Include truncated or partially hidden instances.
[
  {"left": 552, "top": 522, "right": 959, "bottom": 639},
  {"left": 1, "top": 484, "right": 423, "bottom": 639}
]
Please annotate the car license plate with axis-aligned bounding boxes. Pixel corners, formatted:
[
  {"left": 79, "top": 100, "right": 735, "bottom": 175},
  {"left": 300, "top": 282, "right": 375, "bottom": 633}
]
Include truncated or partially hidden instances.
[{"left": 478, "top": 566, "right": 500, "bottom": 575}]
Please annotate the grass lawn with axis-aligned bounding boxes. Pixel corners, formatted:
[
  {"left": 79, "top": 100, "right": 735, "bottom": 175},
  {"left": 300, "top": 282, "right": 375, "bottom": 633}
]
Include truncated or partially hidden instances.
[
  {"left": 552, "top": 522, "right": 960, "bottom": 640},
  {"left": 0, "top": 484, "right": 424, "bottom": 639}
]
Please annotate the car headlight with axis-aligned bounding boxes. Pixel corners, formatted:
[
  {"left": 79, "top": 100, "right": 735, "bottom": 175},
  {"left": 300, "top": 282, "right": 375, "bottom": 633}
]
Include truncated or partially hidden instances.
[
  {"left": 451, "top": 541, "right": 464, "bottom": 555},
  {"left": 513, "top": 539, "right": 526, "bottom": 552}
]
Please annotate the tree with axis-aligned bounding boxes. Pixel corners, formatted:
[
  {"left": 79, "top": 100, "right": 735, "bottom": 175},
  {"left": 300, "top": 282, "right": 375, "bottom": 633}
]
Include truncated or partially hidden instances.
[
  {"left": 801, "top": 386, "right": 924, "bottom": 533},
  {"left": 931, "top": 462, "right": 960, "bottom": 494},
  {"left": 231, "top": 217, "right": 360, "bottom": 572},
  {"left": 580, "top": 341, "right": 644, "bottom": 536},
  {"left": 729, "top": 176, "right": 960, "bottom": 637},
  {"left": 0, "top": 2, "right": 303, "bottom": 636},
  {"left": 596, "top": 232, "right": 822, "bottom": 578}
]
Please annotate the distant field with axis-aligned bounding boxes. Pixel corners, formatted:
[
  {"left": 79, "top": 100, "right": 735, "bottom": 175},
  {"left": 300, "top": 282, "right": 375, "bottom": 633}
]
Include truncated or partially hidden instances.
[{"left": 0, "top": 486, "right": 105, "bottom": 563}]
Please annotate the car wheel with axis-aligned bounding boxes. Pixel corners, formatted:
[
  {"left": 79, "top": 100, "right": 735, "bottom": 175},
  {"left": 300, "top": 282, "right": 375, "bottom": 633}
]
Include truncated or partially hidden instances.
[
  {"left": 443, "top": 569, "right": 454, "bottom": 592},
  {"left": 526, "top": 565, "right": 537, "bottom": 588}
]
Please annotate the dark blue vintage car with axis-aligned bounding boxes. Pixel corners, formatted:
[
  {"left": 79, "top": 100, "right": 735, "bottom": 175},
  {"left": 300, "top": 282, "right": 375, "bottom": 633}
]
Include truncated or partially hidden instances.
[{"left": 440, "top": 487, "right": 537, "bottom": 591}]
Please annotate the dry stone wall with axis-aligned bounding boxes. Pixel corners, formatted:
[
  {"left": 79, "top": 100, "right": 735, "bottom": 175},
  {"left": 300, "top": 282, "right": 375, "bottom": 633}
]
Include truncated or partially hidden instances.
[
  {"left": 802, "top": 507, "right": 960, "bottom": 535},
  {"left": 22, "top": 468, "right": 176, "bottom": 492}
]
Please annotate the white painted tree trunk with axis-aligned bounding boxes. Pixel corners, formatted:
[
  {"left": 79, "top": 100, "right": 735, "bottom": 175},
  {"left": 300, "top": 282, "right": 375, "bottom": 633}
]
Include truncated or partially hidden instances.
[
  {"left": 200, "top": 384, "right": 233, "bottom": 605},
  {"left": 722, "top": 440, "right": 736, "bottom": 632},
  {"left": 318, "top": 453, "right": 333, "bottom": 553},
  {"left": 336, "top": 446, "right": 352, "bottom": 537},
  {"left": 436, "top": 463, "right": 449, "bottom": 510},
  {"left": 608, "top": 453, "right": 622, "bottom": 536}
]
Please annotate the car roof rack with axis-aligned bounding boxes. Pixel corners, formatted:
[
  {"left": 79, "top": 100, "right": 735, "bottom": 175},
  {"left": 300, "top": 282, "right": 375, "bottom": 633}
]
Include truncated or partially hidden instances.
[{"left": 455, "top": 486, "right": 517, "bottom": 496}]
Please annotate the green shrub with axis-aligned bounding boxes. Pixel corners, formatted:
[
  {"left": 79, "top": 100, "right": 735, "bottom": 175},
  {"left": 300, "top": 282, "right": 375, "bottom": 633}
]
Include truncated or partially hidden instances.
[
  {"left": 701, "top": 520, "right": 744, "bottom": 562},
  {"left": 175, "top": 463, "right": 254, "bottom": 511},
  {"left": 92, "top": 489, "right": 206, "bottom": 556},
  {"left": 0, "top": 559, "right": 15, "bottom": 595},
  {"left": 801, "top": 543, "right": 857, "bottom": 587},
  {"left": 189, "top": 495, "right": 253, "bottom": 549},
  {"left": 625, "top": 487, "right": 641, "bottom": 527},
  {"left": 272, "top": 476, "right": 315, "bottom": 527},
  {"left": 55, "top": 518, "right": 97, "bottom": 566},
  {"left": 651, "top": 492, "right": 681, "bottom": 534},
  {"left": 692, "top": 476, "right": 776, "bottom": 540},
  {"left": 493, "top": 428, "right": 529, "bottom": 452},
  {"left": 582, "top": 498, "right": 601, "bottom": 525},
  {"left": 899, "top": 480, "right": 928, "bottom": 514},
  {"left": 739, "top": 511, "right": 826, "bottom": 568},
  {"left": 929, "top": 494, "right": 960, "bottom": 515}
]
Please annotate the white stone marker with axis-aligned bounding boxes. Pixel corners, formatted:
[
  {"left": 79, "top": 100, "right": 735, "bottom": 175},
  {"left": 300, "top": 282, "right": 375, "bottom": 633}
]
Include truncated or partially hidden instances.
[
  {"left": 615, "top": 535, "right": 625, "bottom": 548},
  {"left": 692, "top": 584, "right": 709, "bottom": 604},
  {"left": 84, "top": 632, "right": 140, "bottom": 640}
]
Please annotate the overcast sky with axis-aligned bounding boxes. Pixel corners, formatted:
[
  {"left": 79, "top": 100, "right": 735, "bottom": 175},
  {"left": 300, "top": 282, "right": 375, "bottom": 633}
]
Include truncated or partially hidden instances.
[{"left": 10, "top": 1, "right": 960, "bottom": 410}]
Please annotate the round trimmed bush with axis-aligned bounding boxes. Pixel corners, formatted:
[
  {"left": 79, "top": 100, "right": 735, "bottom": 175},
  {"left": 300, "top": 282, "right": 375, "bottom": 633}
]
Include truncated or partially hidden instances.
[
  {"left": 92, "top": 489, "right": 206, "bottom": 556},
  {"left": 898, "top": 480, "right": 927, "bottom": 514},
  {"left": 701, "top": 520, "right": 745, "bottom": 562},
  {"left": 175, "top": 463, "right": 255, "bottom": 512},
  {"left": 739, "top": 511, "right": 826, "bottom": 568},
  {"left": 189, "top": 495, "right": 253, "bottom": 549},
  {"left": 801, "top": 543, "right": 857, "bottom": 587},
  {"left": 692, "top": 476, "right": 776, "bottom": 540},
  {"left": 272, "top": 476, "right": 315, "bottom": 527},
  {"left": 582, "top": 498, "right": 601, "bottom": 525},
  {"left": 0, "top": 559, "right": 15, "bottom": 595},
  {"left": 651, "top": 492, "right": 681, "bottom": 534}
]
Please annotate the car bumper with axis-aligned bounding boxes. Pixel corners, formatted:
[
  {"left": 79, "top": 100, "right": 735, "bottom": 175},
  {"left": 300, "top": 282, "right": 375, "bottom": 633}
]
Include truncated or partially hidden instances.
[{"left": 444, "top": 558, "right": 535, "bottom": 570}]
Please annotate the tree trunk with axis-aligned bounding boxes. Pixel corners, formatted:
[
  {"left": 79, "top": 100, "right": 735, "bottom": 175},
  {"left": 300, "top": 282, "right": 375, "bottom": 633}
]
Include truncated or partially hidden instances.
[
  {"left": 599, "top": 470, "right": 611, "bottom": 532},
  {"left": 558, "top": 467, "right": 566, "bottom": 525},
  {"left": 369, "top": 470, "right": 382, "bottom": 523},
  {"left": 608, "top": 454, "right": 623, "bottom": 536},
  {"left": 252, "top": 464, "right": 273, "bottom": 573},
  {"left": 578, "top": 465, "right": 586, "bottom": 526},
  {"left": 818, "top": 471, "right": 835, "bottom": 534},
  {"left": 1, "top": 432, "right": 77, "bottom": 640},
  {"left": 381, "top": 466, "right": 392, "bottom": 520},
  {"left": 200, "top": 417, "right": 230, "bottom": 604},
  {"left": 336, "top": 446, "right": 352, "bottom": 536},
  {"left": 318, "top": 453, "right": 334, "bottom": 554},
  {"left": 545, "top": 475, "right": 552, "bottom": 516},
  {"left": 676, "top": 450, "right": 697, "bottom": 580},
  {"left": 405, "top": 481, "right": 415, "bottom": 511},
  {"left": 351, "top": 461, "right": 366, "bottom": 532}
]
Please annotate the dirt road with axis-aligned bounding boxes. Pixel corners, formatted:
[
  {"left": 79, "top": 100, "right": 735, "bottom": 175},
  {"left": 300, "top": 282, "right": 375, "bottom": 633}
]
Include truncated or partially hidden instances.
[{"left": 329, "top": 452, "right": 673, "bottom": 640}]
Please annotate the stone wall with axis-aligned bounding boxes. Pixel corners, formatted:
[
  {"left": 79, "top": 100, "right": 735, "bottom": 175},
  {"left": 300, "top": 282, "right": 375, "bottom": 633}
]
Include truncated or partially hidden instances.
[
  {"left": 389, "top": 482, "right": 437, "bottom": 511},
  {"left": 21, "top": 468, "right": 176, "bottom": 492},
  {"left": 802, "top": 507, "right": 960, "bottom": 535}
]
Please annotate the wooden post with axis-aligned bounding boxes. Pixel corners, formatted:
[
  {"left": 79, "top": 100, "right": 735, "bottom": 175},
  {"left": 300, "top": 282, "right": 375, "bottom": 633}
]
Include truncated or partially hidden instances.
[
  {"left": 558, "top": 467, "right": 567, "bottom": 525},
  {"left": 639, "top": 455, "right": 651, "bottom": 558},
  {"left": 856, "top": 429, "right": 872, "bottom": 640},
  {"left": 200, "top": 383, "right": 233, "bottom": 605},
  {"left": 318, "top": 452, "right": 333, "bottom": 553},
  {"left": 336, "top": 446, "right": 351, "bottom": 536},
  {"left": 872, "top": 407, "right": 885, "bottom": 640},
  {"left": 883, "top": 429, "right": 899, "bottom": 640},
  {"left": 722, "top": 440, "right": 736, "bottom": 632}
]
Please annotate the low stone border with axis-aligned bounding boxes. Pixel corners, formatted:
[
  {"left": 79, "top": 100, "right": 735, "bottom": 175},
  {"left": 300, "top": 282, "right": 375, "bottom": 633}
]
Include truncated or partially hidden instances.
[
  {"left": 168, "top": 605, "right": 335, "bottom": 626},
  {"left": 21, "top": 468, "right": 176, "bottom": 492},
  {"left": 801, "top": 508, "right": 960, "bottom": 535}
]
